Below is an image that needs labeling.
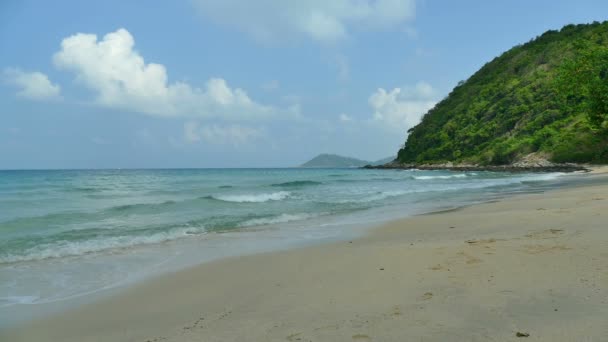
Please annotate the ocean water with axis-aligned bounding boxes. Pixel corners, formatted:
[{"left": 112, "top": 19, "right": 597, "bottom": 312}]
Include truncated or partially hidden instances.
[{"left": 0, "top": 168, "right": 576, "bottom": 325}]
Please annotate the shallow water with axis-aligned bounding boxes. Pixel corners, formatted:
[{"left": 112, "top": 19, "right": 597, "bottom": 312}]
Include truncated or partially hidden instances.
[{"left": 0, "top": 168, "right": 589, "bottom": 326}]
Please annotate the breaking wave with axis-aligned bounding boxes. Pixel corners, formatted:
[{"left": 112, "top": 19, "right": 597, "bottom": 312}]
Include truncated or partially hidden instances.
[
  {"left": 209, "top": 191, "right": 291, "bottom": 203},
  {"left": 271, "top": 180, "right": 322, "bottom": 187}
]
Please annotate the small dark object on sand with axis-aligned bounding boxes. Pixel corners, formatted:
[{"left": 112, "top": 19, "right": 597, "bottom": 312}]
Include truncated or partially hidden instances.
[
  {"left": 449, "top": 226, "right": 455, "bottom": 229},
  {"left": 379, "top": 268, "right": 384, "bottom": 271},
  {"left": 516, "top": 332, "right": 530, "bottom": 337}
]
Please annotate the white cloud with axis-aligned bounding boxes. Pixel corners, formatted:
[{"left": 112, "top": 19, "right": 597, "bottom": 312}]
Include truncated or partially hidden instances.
[
  {"left": 192, "top": 0, "right": 416, "bottom": 43},
  {"left": 369, "top": 81, "right": 436, "bottom": 131},
  {"left": 184, "top": 122, "right": 265, "bottom": 146},
  {"left": 3, "top": 68, "right": 61, "bottom": 100},
  {"left": 339, "top": 113, "right": 352, "bottom": 122},
  {"left": 52, "top": 28, "right": 278, "bottom": 120}
]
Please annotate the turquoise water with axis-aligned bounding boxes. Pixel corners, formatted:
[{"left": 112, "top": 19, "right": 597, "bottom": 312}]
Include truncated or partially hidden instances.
[{"left": 0, "top": 168, "right": 572, "bottom": 321}]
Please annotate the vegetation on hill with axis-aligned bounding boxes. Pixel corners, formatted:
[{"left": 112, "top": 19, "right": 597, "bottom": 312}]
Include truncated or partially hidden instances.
[{"left": 397, "top": 21, "right": 608, "bottom": 165}]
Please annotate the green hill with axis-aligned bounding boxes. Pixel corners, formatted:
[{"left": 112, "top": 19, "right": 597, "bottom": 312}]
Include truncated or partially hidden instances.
[{"left": 397, "top": 21, "right": 608, "bottom": 166}]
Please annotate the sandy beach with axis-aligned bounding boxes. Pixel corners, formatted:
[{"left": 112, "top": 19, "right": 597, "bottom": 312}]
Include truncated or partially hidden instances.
[{"left": 2, "top": 177, "right": 608, "bottom": 342}]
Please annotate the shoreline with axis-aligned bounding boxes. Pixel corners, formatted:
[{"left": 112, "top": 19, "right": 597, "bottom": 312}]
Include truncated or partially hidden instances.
[
  {"left": 2, "top": 172, "right": 608, "bottom": 341},
  {"left": 364, "top": 162, "right": 592, "bottom": 173}
]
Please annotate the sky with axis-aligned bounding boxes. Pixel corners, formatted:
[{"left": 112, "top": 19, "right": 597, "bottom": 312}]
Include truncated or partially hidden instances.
[{"left": 1, "top": 0, "right": 607, "bottom": 169}]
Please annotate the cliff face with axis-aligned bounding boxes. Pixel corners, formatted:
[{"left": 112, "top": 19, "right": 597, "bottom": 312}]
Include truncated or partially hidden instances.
[{"left": 397, "top": 21, "right": 608, "bottom": 166}]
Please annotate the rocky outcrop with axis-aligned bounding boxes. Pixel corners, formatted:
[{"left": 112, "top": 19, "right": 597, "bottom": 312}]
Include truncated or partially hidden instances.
[{"left": 364, "top": 153, "right": 588, "bottom": 172}]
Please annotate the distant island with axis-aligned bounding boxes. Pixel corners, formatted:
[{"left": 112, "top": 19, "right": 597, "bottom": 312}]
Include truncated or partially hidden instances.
[
  {"left": 300, "top": 154, "right": 394, "bottom": 168},
  {"left": 385, "top": 21, "right": 608, "bottom": 170}
]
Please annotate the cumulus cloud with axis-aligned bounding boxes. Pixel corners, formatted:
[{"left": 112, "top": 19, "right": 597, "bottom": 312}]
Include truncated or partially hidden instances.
[
  {"left": 369, "top": 81, "right": 436, "bottom": 131},
  {"left": 52, "top": 28, "right": 277, "bottom": 120},
  {"left": 184, "top": 122, "right": 265, "bottom": 146},
  {"left": 3, "top": 68, "right": 61, "bottom": 100},
  {"left": 192, "top": 0, "right": 416, "bottom": 43}
]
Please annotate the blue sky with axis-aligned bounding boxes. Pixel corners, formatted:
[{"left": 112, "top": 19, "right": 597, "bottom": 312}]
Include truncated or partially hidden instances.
[{"left": 1, "top": 0, "right": 607, "bottom": 169}]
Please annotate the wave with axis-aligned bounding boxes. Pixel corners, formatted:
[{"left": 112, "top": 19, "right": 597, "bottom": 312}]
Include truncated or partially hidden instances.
[
  {"left": 238, "top": 213, "right": 319, "bottom": 227},
  {"left": 413, "top": 174, "right": 469, "bottom": 180},
  {"left": 329, "top": 190, "right": 414, "bottom": 204},
  {"left": 519, "top": 172, "right": 565, "bottom": 182},
  {"left": 332, "top": 179, "right": 361, "bottom": 183},
  {"left": 208, "top": 191, "right": 291, "bottom": 203},
  {"left": 63, "top": 186, "right": 105, "bottom": 193},
  {"left": 1, "top": 200, "right": 183, "bottom": 232},
  {"left": 360, "top": 190, "right": 413, "bottom": 202},
  {"left": 271, "top": 180, "right": 322, "bottom": 187},
  {"left": 108, "top": 200, "right": 177, "bottom": 212},
  {"left": 370, "top": 177, "right": 401, "bottom": 181},
  {"left": 0, "top": 225, "right": 208, "bottom": 264},
  {"left": 0, "top": 295, "right": 40, "bottom": 308}
]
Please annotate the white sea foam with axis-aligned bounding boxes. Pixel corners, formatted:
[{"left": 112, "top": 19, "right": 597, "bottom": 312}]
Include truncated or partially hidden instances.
[
  {"left": 335, "top": 190, "right": 414, "bottom": 204},
  {"left": 238, "top": 213, "right": 319, "bottom": 227},
  {"left": 0, "top": 226, "right": 207, "bottom": 264},
  {"left": 413, "top": 174, "right": 469, "bottom": 180},
  {"left": 519, "top": 172, "right": 565, "bottom": 182},
  {"left": 212, "top": 191, "right": 291, "bottom": 203},
  {"left": 364, "top": 190, "right": 412, "bottom": 202},
  {"left": 0, "top": 295, "right": 39, "bottom": 308}
]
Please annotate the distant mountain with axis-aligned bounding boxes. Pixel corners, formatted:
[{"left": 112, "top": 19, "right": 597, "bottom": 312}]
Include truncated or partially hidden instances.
[
  {"left": 299, "top": 154, "right": 395, "bottom": 168},
  {"left": 372, "top": 156, "right": 396, "bottom": 165}
]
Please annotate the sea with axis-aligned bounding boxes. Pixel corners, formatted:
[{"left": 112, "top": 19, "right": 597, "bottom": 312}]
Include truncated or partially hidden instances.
[{"left": 0, "top": 168, "right": 591, "bottom": 326}]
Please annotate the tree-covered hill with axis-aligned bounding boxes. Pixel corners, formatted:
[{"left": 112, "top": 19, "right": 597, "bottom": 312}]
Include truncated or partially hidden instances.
[{"left": 397, "top": 21, "right": 608, "bottom": 165}]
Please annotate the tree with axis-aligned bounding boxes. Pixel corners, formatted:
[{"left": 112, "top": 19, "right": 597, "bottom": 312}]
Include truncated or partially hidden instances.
[{"left": 557, "top": 41, "right": 608, "bottom": 131}]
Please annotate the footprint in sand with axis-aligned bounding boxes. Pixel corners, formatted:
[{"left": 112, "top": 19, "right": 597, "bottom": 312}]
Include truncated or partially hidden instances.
[
  {"left": 465, "top": 238, "right": 497, "bottom": 245},
  {"left": 286, "top": 332, "right": 303, "bottom": 341},
  {"left": 465, "top": 255, "right": 482, "bottom": 264},
  {"left": 430, "top": 264, "right": 444, "bottom": 271},
  {"left": 456, "top": 251, "right": 482, "bottom": 264},
  {"left": 522, "top": 244, "right": 571, "bottom": 254},
  {"left": 525, "top": 229, "right": 564, "bottom": 239},
  {"left": 352, "top": 334, "right": 371, "bottom": 341}
]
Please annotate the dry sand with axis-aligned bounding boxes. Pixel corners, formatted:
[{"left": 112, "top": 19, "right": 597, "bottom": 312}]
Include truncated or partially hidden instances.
[{"left": 2, "top": 179, "right": 608, "bottom": 341}]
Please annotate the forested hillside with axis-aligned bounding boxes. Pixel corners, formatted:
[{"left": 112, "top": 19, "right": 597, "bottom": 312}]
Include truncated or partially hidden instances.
[{"left": 397, "top": 21, "right": 608, "bottom": 165}]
